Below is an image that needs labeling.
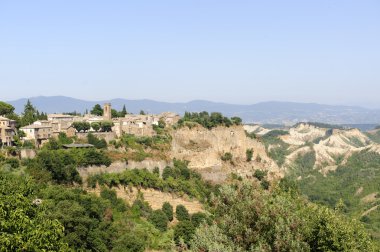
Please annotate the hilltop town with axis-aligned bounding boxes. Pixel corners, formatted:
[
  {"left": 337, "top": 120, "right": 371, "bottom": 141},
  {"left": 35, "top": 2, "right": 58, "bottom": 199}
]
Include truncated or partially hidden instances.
[{"left": 1, "top": 101, "right": 179, "bottom": 148}]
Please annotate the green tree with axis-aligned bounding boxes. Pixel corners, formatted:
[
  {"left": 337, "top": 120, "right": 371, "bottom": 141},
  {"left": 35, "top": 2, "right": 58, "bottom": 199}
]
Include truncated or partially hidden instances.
[
  {"left": 253, "top": 169, "right": 267, "bottom": 181},
  {"left": 120, "top": 105, "right": 127, "bottom": 117},
  {"left": 91, "top": 104, "right": 103, "bottom": 116},
  {"left": 29, "top": 149, "right": 82, "bottom": 184},
  {"left": 162, "top": 202, "right": 174, "bottom": 222},
  {"left": 21, "top": 99, "right": 38, "bottom": 126},
  {"left": 231, "top": 116, "right": 242, "bottom": 125},
  {"left": 0, "top": 172, "right": 68, "bottom": 251},
  {"left": 100, "top": 121, "right": 114, "bottom": 132},
  {"left": 112, "top": 233, "right": 145, "bottom": 252},
  {"left": 148, "top": 210, "right": 169, "bottom": 232},
  {"left": 176, "top": 204, "right": 190, "bottom": 221},
  {"left": 174, "top": 220, "right": 195, "bottom": 246},
  {"left": 139, "top": 110, "right": 146, "bottom": 115},
  {"left": 191, "top": 212, "right": 207, "bottom": 228},
  {"left": 91, "top": 122, "right": 101, "bottom": 132},
  {"left": 72, "top": 122, "right": 91, "bottom": 132},
  {"left": 111, "top": 109, "right": 119, "bottom": 118},
  {"left": 0, "top": 101, "right": 15, "bottom": 115},
  {"left": 72, "top": 122, "right": 83, "bottom": 132}
]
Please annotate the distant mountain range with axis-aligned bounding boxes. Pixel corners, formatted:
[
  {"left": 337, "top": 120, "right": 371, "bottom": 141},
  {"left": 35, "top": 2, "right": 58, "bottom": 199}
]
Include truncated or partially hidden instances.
[{"left": 7, "top": 96, "right": 380, "bottom": 125}]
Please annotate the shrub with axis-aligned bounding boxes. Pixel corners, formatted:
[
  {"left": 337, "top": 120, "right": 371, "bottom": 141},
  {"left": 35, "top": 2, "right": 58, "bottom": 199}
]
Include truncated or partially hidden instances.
[
  {"left": 148, "top": 210, "right": 169, "bottom": 232},
  {"left": 191, "top": 212, "right": 207, "bottom": 228},
  {"left": 221, "top": 152, "right": 233, "bottom": 162},
  {"left": 87, "top": 133, "right": 107, "bottom": 149},
  {"left": 253, "top": 169, "right": 267, "bottom": 181},
  {"left": 162, "top": 202, "right": 174, "bottom": 222},
  {"left": 153, "top": 167, "right": 160, "bottom": 177},
  {"left": 177, "top": 111, "right": 241, "bottom": 129},
  {"left": 261, "top": 179, "right": 270, "bottom": 190},
  {"left": 100, "top": 121, "right": 114, "bottom": 132},
  {"left": 112, "top": 233, "right": 145, "bottom": 252},
  {"left": 246, "top": 148, "right": 253, "bottom": 162},
  {"left": 100, "top": 187, "right": 126, "bottom": 212},
  {"left": 5, "top": 158, "right": 20, "bottom": 169},
  {"left": 176, "top": 204, "right": 190, "bottom": 221},
  {"left": 91, "top": 122, "right": 101, "bottom": 132},
  {"left": 132, "top": 199, "right": 152, "bottom": 218},
  {"left": 174, "top": 220, "right": 195, "bottom": 246}
]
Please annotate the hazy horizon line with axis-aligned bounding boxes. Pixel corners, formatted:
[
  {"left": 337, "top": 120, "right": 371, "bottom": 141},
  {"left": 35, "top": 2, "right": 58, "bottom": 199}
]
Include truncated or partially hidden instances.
[{"left": 4, "top": 95, "right": 380, "bottom": 110}]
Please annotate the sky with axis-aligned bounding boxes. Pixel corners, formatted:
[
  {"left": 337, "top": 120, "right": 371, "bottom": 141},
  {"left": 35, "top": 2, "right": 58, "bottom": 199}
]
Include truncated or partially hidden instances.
[{"left": 0, "top": 1, "right": 379, "bottom": 108}]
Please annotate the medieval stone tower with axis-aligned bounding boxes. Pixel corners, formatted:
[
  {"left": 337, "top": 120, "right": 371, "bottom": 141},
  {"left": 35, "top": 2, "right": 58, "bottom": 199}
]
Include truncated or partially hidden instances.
[{"left": 103, "top": 103, "right": 112, "bottom": 120}]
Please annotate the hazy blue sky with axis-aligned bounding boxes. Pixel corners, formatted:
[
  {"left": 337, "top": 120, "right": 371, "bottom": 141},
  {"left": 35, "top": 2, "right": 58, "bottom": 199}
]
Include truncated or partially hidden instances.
[{"left": 1, "top": 1, "right": 379, "bottom": 107}]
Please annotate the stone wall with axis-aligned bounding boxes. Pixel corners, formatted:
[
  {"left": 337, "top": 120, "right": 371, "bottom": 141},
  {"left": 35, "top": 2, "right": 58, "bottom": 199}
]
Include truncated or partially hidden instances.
[
  {"left": 78, "top": 159, "right": 172, "bottom": 180},
  {"left": 20, "top": 149, "right": 36, "bottom": 159},
  {"left": 76, "top": 132, "right": 117, "bottom": 142}
]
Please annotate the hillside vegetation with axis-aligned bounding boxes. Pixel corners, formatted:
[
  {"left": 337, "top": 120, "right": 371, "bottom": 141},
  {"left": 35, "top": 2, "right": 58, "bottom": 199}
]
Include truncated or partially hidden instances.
[
  {"left": 0, "top": 103, "right": 379, "bottom": 251},
  {"left": 257, "top": 123, "right": 380, "bottom": 245}
]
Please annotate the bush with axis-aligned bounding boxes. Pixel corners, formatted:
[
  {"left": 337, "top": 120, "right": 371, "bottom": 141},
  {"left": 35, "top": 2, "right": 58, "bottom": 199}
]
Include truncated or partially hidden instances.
[
  {"left": 80, "top": 149, "right": 112, "bottom": 167},
  {"left": 174, "top": 221, "right": 195, "bottom": 246},
  {"left": 72, "top": 121, "right": 91, "bottom": 132},
  {"left": 246, "top": 148, "right": 253, "bottom": 162},
  {"left": 261, "top": 179, "right": 270, "bottom": 190},
  {"left": 132, "top": 199, "right": 152, "bottom": 218},
  {"left": 100, "top": 121, "right": 114, "bottom": 132},
  {"left": 221, "top": 152, "right": 233, "bottom": 162},
  {"left": 191, "top": 212, "right": 207, "bottom": 228},
  {"left": 162, "top": 202, "right": 174, "bottom": 222},
  {"left": 100, "top": 187, "right": 126, "bottom": 212},
  {"left": 91, "top": 122, "right": 101, "bottom": 132},
  {"left": 153, "top": 167, "right": 160, "bottom": 177},
  {"left": 148, "top": 210, "right": 169, "bottom": 232},
  {"left": 177, "top": 111, "right": 241, "bottom": 129},
  {"left": 5, "top": 158, "right": 20, "bottom": 169},
  {"left": 112, "top": 233, "right": 146, "bottom": 252},
  {"left": 253, "top": 169, "right": 267, "bottom": 181},
  {"left": 29, "top": 150, "right": 82, "bottom": 184},
  {"left": 87, "top": 133, "right": 107, "bottom": 149},
  {"left": 176, "top": 204, "right": 190, "bottom": 221}
]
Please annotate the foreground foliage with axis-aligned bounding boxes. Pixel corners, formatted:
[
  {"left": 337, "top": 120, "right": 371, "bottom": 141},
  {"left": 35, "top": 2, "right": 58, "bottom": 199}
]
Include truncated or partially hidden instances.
[
  {"left": 191, "top": 180, "right": 375, "bottom": 251},
  {"left": 0, "top": 172, "right": 68, "bottom": 250}
]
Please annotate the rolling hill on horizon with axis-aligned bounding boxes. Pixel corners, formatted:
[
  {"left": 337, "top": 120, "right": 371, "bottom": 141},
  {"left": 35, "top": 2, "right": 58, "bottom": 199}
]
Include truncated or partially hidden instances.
[{"left": 6, "top": 96, "right": 380, "bottom": 126}]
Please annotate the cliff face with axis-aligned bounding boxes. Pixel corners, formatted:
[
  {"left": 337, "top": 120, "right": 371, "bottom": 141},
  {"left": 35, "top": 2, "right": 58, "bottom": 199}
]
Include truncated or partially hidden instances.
[{"left": 170, "top": 125, "right": 282, "bottom": 182}]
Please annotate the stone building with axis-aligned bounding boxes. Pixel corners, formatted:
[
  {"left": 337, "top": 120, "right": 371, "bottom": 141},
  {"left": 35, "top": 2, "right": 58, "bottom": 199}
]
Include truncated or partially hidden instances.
[
  {"left": 103, "top": 103, "right": 112, "bottom": 121},
  {"left": 0, "top": 116, "right": 17, "bottom": 147},
  {"left": 20, "top": 122, "right": 52, "bottom": 147}
]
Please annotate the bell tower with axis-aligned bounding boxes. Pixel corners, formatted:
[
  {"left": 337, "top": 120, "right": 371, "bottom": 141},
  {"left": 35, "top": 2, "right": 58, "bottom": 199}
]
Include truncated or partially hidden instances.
[{"left": 103, "top": 103, "right": 112, "bottom": 120}]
